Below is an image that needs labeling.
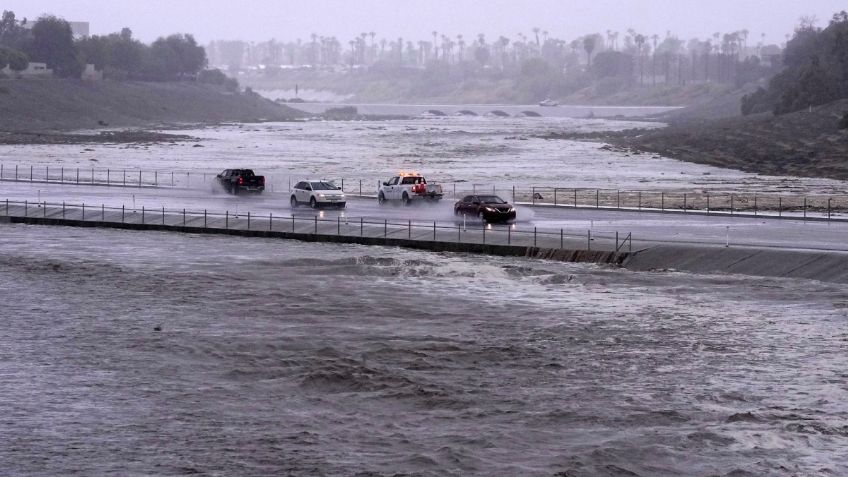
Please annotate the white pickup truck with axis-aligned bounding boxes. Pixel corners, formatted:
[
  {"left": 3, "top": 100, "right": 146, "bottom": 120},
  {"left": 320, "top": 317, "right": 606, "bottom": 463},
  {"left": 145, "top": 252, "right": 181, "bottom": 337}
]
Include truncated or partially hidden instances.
[{"left": 378, "top": 173, "right": 443, "bottom": 205}]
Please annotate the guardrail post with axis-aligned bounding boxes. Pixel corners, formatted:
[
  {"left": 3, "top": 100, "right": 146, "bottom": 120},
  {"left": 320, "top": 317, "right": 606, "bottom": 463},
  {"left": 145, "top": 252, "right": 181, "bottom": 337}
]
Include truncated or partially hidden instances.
[
  {"left": 5, "top": 198, "right": 8, "bottom": 216},
  {"left": 338, "top": 216, "right": 341, "bottom": 235},
  {"left": 292, "top": 215, "right": 295, "bottom": 232},
  {"left": 81, "top": 202, "right": 84, "bottom": 221},
  {"left": 683, "top": 193, "right": 687, "bottom": 213},
  {"left": 560, "top": 229, "right": 563, "bottom": 249},
  {"left": 359, "top": 179, "right": 362, "bottom": 196},
  {"left": 25, "top": 200, "right": 28, "bottom": 217},
  {"left": 107, "top": 169, "right": 110, "bottom": 185},
  {"left": 162, "top": 207, "right": 165, "bottom": 225},
  {"left": 226, "top": 211, "right": 229, "bottom": 229},
  {"left": 512, "top": 185, "right": 515, "bottom": 202},
  {"left": 90, "top": 168, "right": 94, "bottom": 183},
  {"left": 155, "top": 171, "right": 158, "bottom": 186},
  {"left": 204, "top": 210, "right": 207, "bottom": 228},
  {"left": 141, "top": 206, "right": 144, "bottom": 224},
  {"left": 101, "top": 204, "right": 105, "bottom": 221},
  {"left": 706, "top": 193, "right": 710, "bottom": 214},
  {"left": 138, "top": 171, "right": 142, "bottom": 187},
  {"left": 573, "top": 189, "right": 577, "bottom": 208},
  {"left": 60, "top": 166, "right": 64, "bottom": 183},
  {"left": 730, "top": 195, "right": 734, "bottom": 216},
  {"left": 617, "top": 190, "right": 620, "bottom": 210},
  {"left": 638, "top": 191, "right": 642, "bottom": 210},
  {"left": 457, "top": 224, "right": 460, "bottom": 242},
  {"left": 587, "top": 229, "right": 591, "bottom": 251},
  {"left": 508, "top": 226, "right": 511, "bottom": 245},
  {"left": 828, "top": 198, "right": 832, "bottom": 220},
  {"left": 754, "top": 195, "right": 758, "bottom": 216},
  {"left": 554, "top": 188, "right": 558, "bottom": 206},
  {"left": 408, "top": 220, "right": 411, "bottom": 239},
  {"left": 15, "top": 164, "right": 18, "bottom": 181},
  {"left": 30, "top": 165, "right": 33, "bottom": 181},
  {"left": 615, "top": 231, "right": 619, "bottom": 251},
  {"left": 121, "top": 205, "right": 124, "bottom": 223},
  {"left": 803, "top": 197, "right": 807, "bottom": 220},
  {"left": 247, "top": 211, "right": 251, "bottom": 230},
  {"left": 661, "top": 192, "right": 665, "bottom": 212},
  {"left": 171, "top": 171, "right": 174, "bottom": 186},
  {"left": 315, "top": 216, "right": 318, "bottom": 234},
  {"left": 269, "top": 213, "right": 273, "bottom": 231},
  {"left": 534, "top": 227, "right": 537, "bottom": 247},
  {"left": 43, "top": 201, "right": 46, "bottom": 218},
  {"left": 596, "top": 190, "right": 599, "bottom": 208},
  {"left": 46, "top": 166, "right": 49, "bottom": 182},
  {"left": 183, "top": 209, "right": 186, "bottom": 226},
  {"left": 123, "top": 170, "right": 126, "bottom": 186},
  {"left": 482, "top": 224, "right": 486, "bottom": 244},
  {"left": 778, "top": 197, "right": 782, "bottom": 217},
  {"left": 63, "top": 201, "right": 66, "bottom": 219},
  {"left": 76, "top": 168, "right": 79, "bottom": 184},
  {"left": 433, "top": 221, "right": 436, "bottom": 240},
  {"left": 383, "top": 219, "right": 387, "bottom": 238}
]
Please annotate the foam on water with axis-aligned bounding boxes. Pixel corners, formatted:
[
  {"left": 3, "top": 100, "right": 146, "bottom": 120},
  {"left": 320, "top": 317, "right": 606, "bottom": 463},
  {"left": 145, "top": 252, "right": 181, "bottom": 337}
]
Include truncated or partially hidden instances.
[{"left": 1, "top": 223, "right": 846, "bottom": 475}]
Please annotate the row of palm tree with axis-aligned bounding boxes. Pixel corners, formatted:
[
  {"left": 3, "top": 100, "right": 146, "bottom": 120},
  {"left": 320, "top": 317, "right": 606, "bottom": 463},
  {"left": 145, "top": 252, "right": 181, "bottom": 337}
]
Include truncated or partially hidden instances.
[{"left": 207, "top": 27, "right": 782, "bottom": 85}]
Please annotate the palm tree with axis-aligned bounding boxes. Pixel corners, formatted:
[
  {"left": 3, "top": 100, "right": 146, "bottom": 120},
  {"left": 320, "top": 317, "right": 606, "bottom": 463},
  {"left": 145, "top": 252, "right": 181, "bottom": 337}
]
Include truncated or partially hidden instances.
[
  {"left": 583, "top": 36, "right": 596, "bottom": 68},
  {"left": 457, "top": 34, "right": 464, "bottom": 61},
  {"left": 532, "top": 27, "right": 541, "bottom": 47},
  {"left": 432, "top": 30, "right": 438, "bottom": 60},
  {"left": 651, "top": 34, "right": 659, "bottom": 85},
  {"left": 634, "top": 34, "right": 646, "bottom": 85}
]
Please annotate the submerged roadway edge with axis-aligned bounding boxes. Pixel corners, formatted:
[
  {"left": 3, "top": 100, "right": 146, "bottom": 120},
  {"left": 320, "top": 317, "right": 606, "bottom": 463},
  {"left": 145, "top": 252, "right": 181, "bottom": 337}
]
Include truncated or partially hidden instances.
[{"left": 4, "top": 215, "right": 848, "bottom": 284}]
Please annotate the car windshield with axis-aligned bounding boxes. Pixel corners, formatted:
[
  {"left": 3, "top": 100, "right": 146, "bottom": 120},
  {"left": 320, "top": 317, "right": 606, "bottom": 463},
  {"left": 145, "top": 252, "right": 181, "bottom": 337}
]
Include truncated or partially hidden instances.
[
  {"left": 310, "top": 181, "right": 339, "bottom": 190},
  {"left": 478, "top": 195, "right": 506, "bottom": 204},
  {"left": 401, "top": 176, "right": 425, "bottom": 185},
  {"left": 237, "top": 170, "right": 255, "bottom": 177}
]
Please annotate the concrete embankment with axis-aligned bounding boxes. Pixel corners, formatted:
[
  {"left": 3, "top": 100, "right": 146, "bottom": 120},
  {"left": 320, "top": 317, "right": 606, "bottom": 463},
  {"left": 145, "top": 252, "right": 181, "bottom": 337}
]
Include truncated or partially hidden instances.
[
  {"left": 4, "top": 206, "right": 847, "bottom": 283},
  {"left": 2, "top": 213, "right": 628, "bottom": 267},
  {"left": 624, "top": 244, "right": 848, "bottom": 283}
]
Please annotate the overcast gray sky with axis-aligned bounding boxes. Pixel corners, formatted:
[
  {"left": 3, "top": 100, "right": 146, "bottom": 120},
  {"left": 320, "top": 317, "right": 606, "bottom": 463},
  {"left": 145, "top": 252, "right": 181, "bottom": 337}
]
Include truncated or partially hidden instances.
[{"left": 4, "top": 0, "right": 846, "bottom": 44}]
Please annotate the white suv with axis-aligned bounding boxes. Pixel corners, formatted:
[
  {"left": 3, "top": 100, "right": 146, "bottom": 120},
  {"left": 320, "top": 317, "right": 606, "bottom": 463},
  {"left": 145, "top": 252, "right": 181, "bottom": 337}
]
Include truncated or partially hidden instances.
[{"left": 290, "top": 180, "right": 346, "bottom": 209}]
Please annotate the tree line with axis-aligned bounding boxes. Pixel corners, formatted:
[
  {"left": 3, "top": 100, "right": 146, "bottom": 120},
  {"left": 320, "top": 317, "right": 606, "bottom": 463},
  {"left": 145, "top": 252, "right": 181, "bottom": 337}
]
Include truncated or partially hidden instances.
[
  {"left": 742, "top": 12, "right": 848, "bottom": 115},
  {"left": 0, "top": 10, "right": 221, "bottom": 84}
]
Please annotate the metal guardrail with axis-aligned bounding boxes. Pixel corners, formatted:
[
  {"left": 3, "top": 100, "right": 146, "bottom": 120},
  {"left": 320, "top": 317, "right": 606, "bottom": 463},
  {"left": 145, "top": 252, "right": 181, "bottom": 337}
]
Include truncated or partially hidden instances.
[
  {"left": 0, "top": 198, "right": 633, "bottom": 253},
  {"left": 3, "top": 162, "right": 846, "bottom": 221}
]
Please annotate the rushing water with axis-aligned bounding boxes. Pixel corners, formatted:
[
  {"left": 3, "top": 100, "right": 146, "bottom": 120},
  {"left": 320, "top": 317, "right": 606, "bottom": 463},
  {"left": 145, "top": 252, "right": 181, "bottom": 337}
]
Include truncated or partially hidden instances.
[
  {"left": 1, "top": 224, "right": 846, "bottom": 476},
  {"left": 3, "top": 116, "right": 848, "bottom": 195}
]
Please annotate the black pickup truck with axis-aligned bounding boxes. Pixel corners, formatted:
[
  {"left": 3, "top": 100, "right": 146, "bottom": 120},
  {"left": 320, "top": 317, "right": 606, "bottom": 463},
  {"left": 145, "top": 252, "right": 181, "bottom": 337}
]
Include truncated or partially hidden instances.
[{"left": 216, "top": 169, "right": 265, "bottom": 194}]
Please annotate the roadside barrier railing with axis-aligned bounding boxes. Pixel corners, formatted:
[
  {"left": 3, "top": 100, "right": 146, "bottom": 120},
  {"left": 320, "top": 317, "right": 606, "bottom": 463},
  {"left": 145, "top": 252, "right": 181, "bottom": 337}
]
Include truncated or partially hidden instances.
[
  {"left": 0, "top": 199, "right": 633, "bottom": 253},
  {"left": 2, "top": 162, "right": 845, "bottom": 221}
]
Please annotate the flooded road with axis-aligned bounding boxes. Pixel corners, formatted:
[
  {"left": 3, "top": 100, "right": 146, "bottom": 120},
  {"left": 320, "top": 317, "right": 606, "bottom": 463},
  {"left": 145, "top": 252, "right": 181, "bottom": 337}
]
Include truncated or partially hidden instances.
[{"left": 1, "top": 224, "right": 847, "bottom": 476}]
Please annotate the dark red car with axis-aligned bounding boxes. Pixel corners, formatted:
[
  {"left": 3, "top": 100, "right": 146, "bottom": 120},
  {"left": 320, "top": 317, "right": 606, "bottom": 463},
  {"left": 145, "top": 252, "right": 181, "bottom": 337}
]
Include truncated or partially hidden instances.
[{"left": 454, "top": 195, "right": 517, "bottom": 222}]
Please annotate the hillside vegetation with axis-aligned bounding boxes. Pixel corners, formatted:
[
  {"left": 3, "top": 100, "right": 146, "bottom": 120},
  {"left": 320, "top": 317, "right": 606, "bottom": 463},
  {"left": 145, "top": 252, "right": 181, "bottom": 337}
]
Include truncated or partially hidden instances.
[{"left": 0, "top": 80, "right": 302, "bottom": 131}]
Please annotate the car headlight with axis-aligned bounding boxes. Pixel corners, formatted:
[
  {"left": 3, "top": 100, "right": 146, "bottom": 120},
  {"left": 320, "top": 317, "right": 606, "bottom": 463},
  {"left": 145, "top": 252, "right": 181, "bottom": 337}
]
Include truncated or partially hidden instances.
[
  {"left": 318, "top": 193, "right": 325, "bottom": 198},
  {"left": 508, "top": 207, "right": 516, "bottom": 212},
  {"left": 485, "top": 206, "right": 497, "bottom": 212}
]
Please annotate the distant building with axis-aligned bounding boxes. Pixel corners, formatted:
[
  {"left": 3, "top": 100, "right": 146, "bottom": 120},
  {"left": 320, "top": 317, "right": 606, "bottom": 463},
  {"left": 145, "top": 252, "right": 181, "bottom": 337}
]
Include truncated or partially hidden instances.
[
  {"left": 81, "top": 64, "right": 102, "bottom": 81},
  {"left": 1, "top": 62, "right": 53, "bottom": 78}
]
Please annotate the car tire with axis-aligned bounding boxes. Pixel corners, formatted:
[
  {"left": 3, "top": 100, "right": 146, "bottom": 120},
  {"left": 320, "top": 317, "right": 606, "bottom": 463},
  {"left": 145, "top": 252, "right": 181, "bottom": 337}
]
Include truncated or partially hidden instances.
[
  {"left": 232, "top": 185, "right": 239, "bottom": 196},
  {"left": 402, "top": 192, "right": 411, "bottom": 206},
  {"left": 290, "top": 196, "right": 298, "bottom": 208},
  {"left": 309, "top": 197, "right": 318, "bottom": 209},
  {"left": 378, "top": 193, "right": 386, "bottom": 205}
]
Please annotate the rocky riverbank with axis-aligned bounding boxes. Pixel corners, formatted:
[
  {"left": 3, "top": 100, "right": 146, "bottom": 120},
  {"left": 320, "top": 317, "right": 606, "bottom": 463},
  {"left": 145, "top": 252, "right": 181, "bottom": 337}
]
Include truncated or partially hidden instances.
[{"left": 539, "top": 98, "right": 848, "bottom": 181}]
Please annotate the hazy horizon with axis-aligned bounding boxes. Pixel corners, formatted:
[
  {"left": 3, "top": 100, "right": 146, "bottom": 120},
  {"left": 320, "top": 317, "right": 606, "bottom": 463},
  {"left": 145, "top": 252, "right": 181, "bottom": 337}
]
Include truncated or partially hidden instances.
[{"left": 4, "top": 0, "right": 847, "bottom": 45}]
